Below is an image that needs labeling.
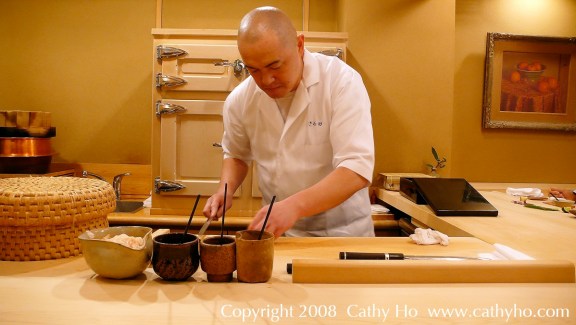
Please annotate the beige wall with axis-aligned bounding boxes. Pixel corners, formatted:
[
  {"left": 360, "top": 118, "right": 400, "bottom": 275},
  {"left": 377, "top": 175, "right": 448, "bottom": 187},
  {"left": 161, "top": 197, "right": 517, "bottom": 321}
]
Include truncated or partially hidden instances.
[
  {"left": 2, "top": 0, "right": 575, "bottom": 184},
  {"left": 0, "top": 0, "right": 156, "bottom": 164},
  {"left": 453, "top": 0, "right": 576, "bottom": 183},
  {"left": 340, "top": 0, "right": 456, "bottom": 178}
]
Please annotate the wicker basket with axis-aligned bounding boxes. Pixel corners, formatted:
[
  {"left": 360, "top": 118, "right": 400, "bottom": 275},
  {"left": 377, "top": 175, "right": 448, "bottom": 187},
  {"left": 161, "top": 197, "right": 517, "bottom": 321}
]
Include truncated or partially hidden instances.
[{"left": 0, "top": 177, "right": 115, "bottom": 261}]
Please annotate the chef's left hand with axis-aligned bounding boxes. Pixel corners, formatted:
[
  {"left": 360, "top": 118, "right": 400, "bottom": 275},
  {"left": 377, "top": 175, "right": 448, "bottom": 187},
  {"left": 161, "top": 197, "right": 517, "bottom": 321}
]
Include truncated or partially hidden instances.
[{"left": 248, "top": 200, "right": 300, "bottom": 238}]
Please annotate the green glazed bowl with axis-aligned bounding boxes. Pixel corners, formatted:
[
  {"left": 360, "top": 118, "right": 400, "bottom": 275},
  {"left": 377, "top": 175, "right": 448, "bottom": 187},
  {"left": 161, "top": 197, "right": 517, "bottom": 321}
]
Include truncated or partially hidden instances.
[{"left": 79, "top": 226, "right": 153, "bottom": 279}]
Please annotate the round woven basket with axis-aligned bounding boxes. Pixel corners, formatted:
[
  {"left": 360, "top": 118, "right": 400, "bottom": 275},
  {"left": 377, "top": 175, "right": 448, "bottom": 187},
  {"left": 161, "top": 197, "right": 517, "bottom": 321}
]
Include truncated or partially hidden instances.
[{"left": 0, "top": 177, "right": 115, "bottom": 261}]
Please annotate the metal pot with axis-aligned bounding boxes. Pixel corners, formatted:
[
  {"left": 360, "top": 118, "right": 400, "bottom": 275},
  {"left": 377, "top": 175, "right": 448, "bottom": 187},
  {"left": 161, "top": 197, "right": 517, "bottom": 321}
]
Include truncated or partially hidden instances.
[{"left": 0, "top": 137, "right": 53, "bottom": 174}]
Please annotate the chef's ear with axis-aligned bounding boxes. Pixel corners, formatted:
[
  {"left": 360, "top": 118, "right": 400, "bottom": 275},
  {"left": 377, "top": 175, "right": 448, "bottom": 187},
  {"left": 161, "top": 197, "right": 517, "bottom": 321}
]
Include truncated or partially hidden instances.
[{"left": 296, "top": 34, "right": 305, "bottom": 57}]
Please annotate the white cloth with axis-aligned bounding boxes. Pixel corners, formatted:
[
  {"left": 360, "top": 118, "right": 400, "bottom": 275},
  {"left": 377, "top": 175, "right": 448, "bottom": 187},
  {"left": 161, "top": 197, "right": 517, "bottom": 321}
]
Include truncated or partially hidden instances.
[
  {"left": 478, "top": 243, "right": 534, "bottom": 260},
  {"left": 505, "top": 187, "right": 543, "bottom": 197},
  {"left": 409, "top": 228, "right": 449, "bottom": 246},
  {"left": 371, "top": 204, "right": 390, "bottom": 214},
  {"left": 223, "top": 50, "right": 375, "bottom": 237}
]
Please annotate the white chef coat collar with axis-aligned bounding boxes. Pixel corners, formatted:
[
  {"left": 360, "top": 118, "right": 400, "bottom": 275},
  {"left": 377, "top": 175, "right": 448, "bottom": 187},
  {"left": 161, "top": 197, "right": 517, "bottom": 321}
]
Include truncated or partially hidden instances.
[{"left": 301, "top": 49, "right": 320, "bottom": 89}]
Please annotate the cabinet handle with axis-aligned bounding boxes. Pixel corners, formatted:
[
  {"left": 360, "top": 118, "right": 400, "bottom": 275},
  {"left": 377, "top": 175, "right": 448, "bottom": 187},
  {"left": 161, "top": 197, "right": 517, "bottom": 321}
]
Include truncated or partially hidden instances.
[
  {"left": 154, "top": 177, "right": 186, "bottom": 193},
  {"left": 156, "top": 45, "right": 187, "bottom": 60},
  {"left": 214, "top": 59, "right": 247, "bottom": 78},
  {"left": 317, "top": 48, "right": 344, "bottom": 60},
  {"left": 156, "top": 73, "right": 187, "bottom": 88},
  {"left": 212, "top": 142, "right": 222, "bottom": 148},
  {"left": 155, "top": 101, "right": 186, "bottom": 116}
]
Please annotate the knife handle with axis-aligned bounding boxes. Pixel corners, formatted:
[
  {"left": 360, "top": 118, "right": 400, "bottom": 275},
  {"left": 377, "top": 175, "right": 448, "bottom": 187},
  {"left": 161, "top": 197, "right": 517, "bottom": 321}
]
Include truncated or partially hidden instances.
[{"left": 339, "top": 252, "right": 405, "bottom": 260}]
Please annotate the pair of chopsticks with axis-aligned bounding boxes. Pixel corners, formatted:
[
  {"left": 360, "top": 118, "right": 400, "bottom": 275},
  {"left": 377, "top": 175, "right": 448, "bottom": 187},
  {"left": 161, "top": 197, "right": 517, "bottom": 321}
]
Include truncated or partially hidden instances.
[{"left": 183, "top": 184, "right": 277, "bottom": 242}]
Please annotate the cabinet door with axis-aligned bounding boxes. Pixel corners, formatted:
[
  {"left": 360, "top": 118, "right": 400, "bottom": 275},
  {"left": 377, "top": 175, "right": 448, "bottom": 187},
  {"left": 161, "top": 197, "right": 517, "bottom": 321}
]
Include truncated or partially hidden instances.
[
  {"left": 156, "top": 44, "right": 245, "bottom": 92},
  {"left": 251, "top": 164, "right": 262, "bottom": 198},
  {"left": 158, "top": 99, "right": 237, "bottom": 196}
]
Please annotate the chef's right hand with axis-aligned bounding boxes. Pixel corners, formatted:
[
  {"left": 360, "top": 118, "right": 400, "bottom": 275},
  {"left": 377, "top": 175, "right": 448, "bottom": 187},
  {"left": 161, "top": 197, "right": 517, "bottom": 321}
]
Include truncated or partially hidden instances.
[{"left": 202, "top": 192, "right": 226, "bottom": 220}]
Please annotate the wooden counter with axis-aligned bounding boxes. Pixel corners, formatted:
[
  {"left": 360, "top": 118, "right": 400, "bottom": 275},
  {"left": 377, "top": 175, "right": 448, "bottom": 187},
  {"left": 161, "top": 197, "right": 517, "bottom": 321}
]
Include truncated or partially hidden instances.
[
  {"left": 1, "top": 237, "right": 575, "bottom": 324},
  {"left": 378, "top": 188, "right": 576, "bottom": 265}
]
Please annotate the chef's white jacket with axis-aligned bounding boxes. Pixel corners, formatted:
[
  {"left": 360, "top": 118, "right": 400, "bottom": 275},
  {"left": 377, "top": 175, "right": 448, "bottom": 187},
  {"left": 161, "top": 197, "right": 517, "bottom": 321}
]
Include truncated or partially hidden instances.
[{"left": 222, "top": 49, "right": 375, "bottom": 236}]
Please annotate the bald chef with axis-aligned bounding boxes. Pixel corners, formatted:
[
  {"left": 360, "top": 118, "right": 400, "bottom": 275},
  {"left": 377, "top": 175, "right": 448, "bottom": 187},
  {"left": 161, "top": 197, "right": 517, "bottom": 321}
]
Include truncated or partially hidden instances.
[{"left": 203, "top": 6, "right": 375, "bottom": 237}]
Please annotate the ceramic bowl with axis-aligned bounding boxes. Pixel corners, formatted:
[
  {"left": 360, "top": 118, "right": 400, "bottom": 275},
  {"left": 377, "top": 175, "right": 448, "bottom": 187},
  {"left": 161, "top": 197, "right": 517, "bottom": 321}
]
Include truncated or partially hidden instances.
[
  {"left": 517, "top": 64, "right": 546, "bottom": 81},
  {"left": 78, "top": 226, "right": 153, "bottom": 279}
]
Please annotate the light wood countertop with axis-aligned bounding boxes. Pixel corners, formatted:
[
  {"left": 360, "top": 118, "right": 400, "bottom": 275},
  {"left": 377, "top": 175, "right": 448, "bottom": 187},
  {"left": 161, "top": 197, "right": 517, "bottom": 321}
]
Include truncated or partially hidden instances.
[
  {"left": 1, "top": 237, "right": 575, "bottom": 324},
  {"left": 378, "top": 188, "right": 576, "bottom": 264}
]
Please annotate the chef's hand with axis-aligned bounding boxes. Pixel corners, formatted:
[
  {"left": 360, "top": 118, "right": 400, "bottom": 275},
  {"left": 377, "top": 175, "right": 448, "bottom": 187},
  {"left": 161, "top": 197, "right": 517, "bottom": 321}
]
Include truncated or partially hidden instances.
[
  {"left": 248, "top": 200, "right": 300, "bottom": 238},
  {"left": 202, "top": 191, "right": 232, "bottom": 220}
]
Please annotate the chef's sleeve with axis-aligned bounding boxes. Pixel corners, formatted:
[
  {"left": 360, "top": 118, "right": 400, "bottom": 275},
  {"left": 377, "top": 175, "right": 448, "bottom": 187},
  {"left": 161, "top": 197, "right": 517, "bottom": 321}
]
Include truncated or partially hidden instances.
[{"left": 330, "top": 67, "right": 375, "bottom": 182}]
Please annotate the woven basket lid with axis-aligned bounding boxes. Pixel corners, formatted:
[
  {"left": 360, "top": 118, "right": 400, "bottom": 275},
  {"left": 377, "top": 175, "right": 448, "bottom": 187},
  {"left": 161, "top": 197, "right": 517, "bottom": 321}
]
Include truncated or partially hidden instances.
[{"left": 0, "top": 177, "right": 116, "bottom": 227}]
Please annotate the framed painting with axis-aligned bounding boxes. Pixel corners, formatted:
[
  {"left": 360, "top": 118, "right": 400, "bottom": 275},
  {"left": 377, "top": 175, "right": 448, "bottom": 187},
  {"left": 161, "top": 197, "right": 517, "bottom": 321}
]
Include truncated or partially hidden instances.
[{"left": 482, "top": 32, "right": 576, "bottom": 131}]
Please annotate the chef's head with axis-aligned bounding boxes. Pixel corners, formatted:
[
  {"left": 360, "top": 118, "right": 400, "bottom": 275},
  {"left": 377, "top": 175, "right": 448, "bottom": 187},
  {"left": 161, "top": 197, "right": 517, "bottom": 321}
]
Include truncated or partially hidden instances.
[{"left": 238, "top": 7, "right": 304, "bottom": 99}]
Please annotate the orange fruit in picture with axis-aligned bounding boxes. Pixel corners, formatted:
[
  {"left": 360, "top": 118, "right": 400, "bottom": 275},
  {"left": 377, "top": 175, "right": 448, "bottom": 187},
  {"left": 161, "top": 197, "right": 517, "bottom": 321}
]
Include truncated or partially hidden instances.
[
  {"left": 537, "top": 80, "right": 550, "bottom": 93},
  {"left": 532, "top": 62, "right": 542, "bottom": 70},
  {"left": 510, "top": 71, "right": 521, "bottom": 83},
  {"left": 518, "top": 62, "right": 529, "bottom": 70},
  {"left": 547, "top": 77, "right": 558, "bottom": 89}
]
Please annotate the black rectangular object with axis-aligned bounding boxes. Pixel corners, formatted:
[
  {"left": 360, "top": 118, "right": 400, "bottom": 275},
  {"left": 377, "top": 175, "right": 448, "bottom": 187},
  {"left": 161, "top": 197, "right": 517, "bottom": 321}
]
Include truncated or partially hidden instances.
[{"left": 399, "top": 177, "right": 498, "bottom": 216}]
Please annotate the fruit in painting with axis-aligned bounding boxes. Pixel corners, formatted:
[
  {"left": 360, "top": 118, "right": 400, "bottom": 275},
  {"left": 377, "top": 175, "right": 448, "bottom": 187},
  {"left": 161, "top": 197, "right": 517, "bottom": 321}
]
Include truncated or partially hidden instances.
[
  {"left": 510, "top": 71, "right": 521, "bottom": 83},
  {"left": 537, "top": 79, "right": 550, "bottom": 93},
  {"left": 517, "top": 62, "right": 530, "bottom": 70}
]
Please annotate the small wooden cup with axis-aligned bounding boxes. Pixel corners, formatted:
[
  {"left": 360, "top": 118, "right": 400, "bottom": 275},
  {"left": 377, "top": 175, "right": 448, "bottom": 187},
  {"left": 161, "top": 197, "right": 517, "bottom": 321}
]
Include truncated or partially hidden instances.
[
  {"left": 235, "top": 230, "right": 274, "bottom": 283},
  {"left": 200, "top": 235, "right": 236, "bottom": 282},
  {"left": 152, "top": 233, "right": 199, "bottom": 281}
]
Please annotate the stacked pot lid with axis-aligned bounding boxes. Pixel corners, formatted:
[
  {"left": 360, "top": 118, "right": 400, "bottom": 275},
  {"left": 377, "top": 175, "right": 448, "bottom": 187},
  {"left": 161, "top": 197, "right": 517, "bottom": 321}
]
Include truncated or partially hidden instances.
[{"left": 0, "top": 110, "right": 56, "bottom": 174}]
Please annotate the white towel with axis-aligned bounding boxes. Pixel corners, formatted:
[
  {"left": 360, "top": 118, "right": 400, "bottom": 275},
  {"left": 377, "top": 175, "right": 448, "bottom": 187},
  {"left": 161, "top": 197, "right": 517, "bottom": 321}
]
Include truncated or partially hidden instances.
[
  {"left": 409, "top": 228, "right": 449, "bottom": 246},
  {"left": 371, "top": 204, "right": 390, "bottom": 214},
  {"left": 505, "top": 187, "right": 543, "bottom": 197},
  {"left": 478, "top": 243, "right": 534, "bottom": 260}
]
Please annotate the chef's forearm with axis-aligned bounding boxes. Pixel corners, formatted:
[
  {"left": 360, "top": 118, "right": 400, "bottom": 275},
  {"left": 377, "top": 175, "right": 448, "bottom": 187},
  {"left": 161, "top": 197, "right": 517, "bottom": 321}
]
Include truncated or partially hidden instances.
[
  {"left": 284, "top": 167, "right": 370, "bottom": 219},
  {"left": 219, "top": 158, "right": 249, "bottom": 194}
]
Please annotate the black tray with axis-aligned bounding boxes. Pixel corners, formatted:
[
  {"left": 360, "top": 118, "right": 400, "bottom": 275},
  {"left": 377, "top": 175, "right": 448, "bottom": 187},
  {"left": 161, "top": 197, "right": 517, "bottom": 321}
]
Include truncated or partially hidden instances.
[{"left": 0, "top": 127, "right": 56, "bottom": 138}]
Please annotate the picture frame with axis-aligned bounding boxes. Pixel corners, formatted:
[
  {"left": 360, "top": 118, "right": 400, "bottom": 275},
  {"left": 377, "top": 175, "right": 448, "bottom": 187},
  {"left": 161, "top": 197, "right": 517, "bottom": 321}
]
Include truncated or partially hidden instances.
[{"left": 482, "top": 32, "right": 576, "bottom": 131}]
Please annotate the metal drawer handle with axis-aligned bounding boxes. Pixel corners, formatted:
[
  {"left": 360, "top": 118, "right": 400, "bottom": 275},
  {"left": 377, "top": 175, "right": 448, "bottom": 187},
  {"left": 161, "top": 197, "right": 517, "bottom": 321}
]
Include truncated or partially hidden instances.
[
  {"left": 156, "top": 46, "right": 187, "bottom": 60},
  {"left": 212, "top": 142, "right": 222, "bottom": 148},
  {"left": 317, "top": 48, "right": 343, "bottom": 60},
  {"left": 214, "top": 59, "right": 246, "bottom": 77},
  {"left": 154, "top": 177, "right": 186, "bottom": 193},
  {"left": 156, "top": 73, "right": 187, "bottom": 88},
  {"left": 155, "top": 101, "right": 186, "bottom": 116}
]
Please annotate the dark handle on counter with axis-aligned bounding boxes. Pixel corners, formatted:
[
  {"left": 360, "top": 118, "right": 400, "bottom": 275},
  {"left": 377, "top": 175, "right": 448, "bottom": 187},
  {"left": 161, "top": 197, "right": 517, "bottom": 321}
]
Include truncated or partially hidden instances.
[{"left": 339, "top": 252, "right": 405, "bottom": 260}]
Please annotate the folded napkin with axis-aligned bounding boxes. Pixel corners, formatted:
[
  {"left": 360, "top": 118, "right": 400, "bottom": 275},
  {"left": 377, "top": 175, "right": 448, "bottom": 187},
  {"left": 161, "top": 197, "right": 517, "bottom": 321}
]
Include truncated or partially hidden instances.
[
  {"left": 371, "top": 204, "right": 390, "bottom": 214},
  {"left": 409, "top": 228, "right": 449, "bottom": 246},
  {"left": 505, "top": 187, "right": 543, "bottom": 197}
]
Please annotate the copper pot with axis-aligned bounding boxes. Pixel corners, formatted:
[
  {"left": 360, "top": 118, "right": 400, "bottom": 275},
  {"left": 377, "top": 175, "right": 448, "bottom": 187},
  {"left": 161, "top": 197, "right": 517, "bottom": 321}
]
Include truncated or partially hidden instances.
[{"left": 0, "top": 137, "right": 53, "bottom": 173}]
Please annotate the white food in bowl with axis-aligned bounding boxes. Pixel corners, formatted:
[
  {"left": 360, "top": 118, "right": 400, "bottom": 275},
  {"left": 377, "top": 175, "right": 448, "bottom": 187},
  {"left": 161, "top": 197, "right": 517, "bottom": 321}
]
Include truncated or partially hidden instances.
[
  {"left": 85, "top": 230, "right": 145, "bottom": 250},
  {"left": 79, "top": 226, "right": 153, "bottom": 279}
]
